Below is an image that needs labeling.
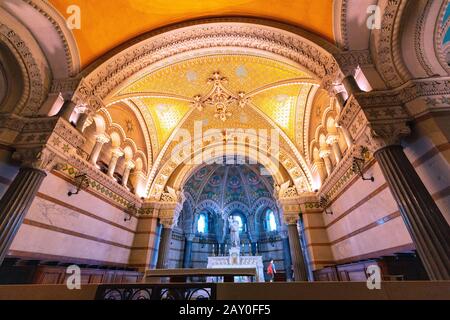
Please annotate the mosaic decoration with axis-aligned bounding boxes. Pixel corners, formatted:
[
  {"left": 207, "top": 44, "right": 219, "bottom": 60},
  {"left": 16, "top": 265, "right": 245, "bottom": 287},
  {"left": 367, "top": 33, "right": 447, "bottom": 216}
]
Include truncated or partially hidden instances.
[{"left": 183, "top": 163, "right": 275, "bottom": 215}]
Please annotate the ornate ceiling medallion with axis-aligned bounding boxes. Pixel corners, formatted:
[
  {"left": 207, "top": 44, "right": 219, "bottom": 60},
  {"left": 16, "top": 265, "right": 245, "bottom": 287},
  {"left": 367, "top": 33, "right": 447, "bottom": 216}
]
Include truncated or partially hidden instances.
[{"left": 191, "top": 72, "right": 250, "bottom": 122}]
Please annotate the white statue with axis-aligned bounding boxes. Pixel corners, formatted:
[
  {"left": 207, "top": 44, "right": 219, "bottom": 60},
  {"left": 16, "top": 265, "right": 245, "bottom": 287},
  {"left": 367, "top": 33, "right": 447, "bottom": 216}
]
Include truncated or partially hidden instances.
[{"left": 228, "top": 216, "right": 240, "bottom": 248}]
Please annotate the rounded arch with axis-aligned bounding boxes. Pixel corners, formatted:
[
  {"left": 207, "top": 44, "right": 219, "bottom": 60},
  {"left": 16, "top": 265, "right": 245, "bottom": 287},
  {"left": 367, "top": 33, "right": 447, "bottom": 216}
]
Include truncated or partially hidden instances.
[
  {"left": 150, "top": 140, "right": 309, "bottom": 201},
  {"left": 78, "top": 17, "right": 343, "bottom": 102},
  {"left": 0, "top": 8, "right": 50, "bottom": 116},
  {"left": 108, "top": 130, "right": 123, "bottom": 148},
  {"left": 195, "top": 199, "right": 222, "bottom": 218}
]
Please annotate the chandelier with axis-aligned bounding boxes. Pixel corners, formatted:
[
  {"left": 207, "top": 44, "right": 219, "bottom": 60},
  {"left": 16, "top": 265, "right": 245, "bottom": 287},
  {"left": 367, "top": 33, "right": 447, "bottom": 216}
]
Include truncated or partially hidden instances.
[{"left": 191, "top": 72, "right": 249, "bottom": 122}]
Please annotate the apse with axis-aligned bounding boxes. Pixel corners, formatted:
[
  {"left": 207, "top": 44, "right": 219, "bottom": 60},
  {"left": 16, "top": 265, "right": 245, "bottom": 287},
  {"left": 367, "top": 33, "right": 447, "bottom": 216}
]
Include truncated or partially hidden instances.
[{"left": 167, "top": 163, "right": 294, "bottom": 281}]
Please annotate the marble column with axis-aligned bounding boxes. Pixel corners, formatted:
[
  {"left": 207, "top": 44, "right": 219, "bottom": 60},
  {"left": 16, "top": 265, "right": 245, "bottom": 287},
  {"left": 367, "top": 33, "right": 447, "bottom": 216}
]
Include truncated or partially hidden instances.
[
  {"left": 286, "top": 218, "right": 308, "bottom": 281},
  {"left": 89, "top": 134, "right": 110, "bottom": 165},
  {"left": 327, "top": 135, "right": 343, "bottom": 163},
  {"left": 282, "top": 236, "right": 293, "bottom": 281},
  {"left": 107, "top": 149, "right": 124, "bottom": 178},
  {"left": 58, "top": 100, "right": 77, "bottom": 121},
  {"left": 182, "top": 234, "right": 195, "bottom": 269},
  {"left": 374, "top": 145, "right": 450, "bottom": 280},
  {"left": 156, "top": 224, "right": 173, "bottom": 269},
  {"left": 0, "top": 167, "right": 47, "bottom": 265},
  {"left": 319, "top": 148, "right": 333, "bottom": 177},
  {"left": 121, "top": 160, "right": 135, "bottom": 187}
]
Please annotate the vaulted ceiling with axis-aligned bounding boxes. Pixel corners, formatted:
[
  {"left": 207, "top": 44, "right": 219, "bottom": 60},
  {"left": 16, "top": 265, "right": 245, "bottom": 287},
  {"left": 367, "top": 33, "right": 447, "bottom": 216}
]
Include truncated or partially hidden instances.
[
  {"left": 184, "top": 163, "right": 274, "bottom": 210},
  {"left": 107, "top": 54, "right": 315, "bottom": 152},
  {"left": 49, "top": 0, "right": 334, "bottom": 66}
]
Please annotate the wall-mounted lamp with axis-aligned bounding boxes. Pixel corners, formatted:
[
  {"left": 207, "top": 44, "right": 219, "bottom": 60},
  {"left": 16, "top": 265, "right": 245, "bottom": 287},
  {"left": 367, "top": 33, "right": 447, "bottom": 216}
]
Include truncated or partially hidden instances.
[
  {"left": 319, "top": 195, "right": 333, "bottom": 215},
  {"left": 352, "top": 157, "right": 374, "bottom": 182},
  {"left": 67, "top": 174, "right": 89, "bottom": 197}
]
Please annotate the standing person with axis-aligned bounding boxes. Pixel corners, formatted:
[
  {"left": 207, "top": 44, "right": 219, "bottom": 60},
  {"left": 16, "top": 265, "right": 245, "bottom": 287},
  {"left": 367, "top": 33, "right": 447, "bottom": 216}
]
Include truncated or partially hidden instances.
[{"left": 267, "top": 259, "right": 276, "bottom": 282}]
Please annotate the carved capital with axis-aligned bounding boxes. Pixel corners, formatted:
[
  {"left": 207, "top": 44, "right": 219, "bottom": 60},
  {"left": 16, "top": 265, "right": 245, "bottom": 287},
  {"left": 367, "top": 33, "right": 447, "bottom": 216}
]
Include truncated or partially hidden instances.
[
  {"left": 12, "top": 147, "right": 59, "bottom": 172},
  {"left": 326, "top": 134, "right": 340, "bottom": 145},
  {"left": 319, "top": 148, "right": 332, "bottom": 159},
  {"left": 125, "top": 160, "right": 136, "bottom": 170},
  {"left": 159, "top": 207, "right": 180, "bottom": 228},
  {"left": 111, "top": 148, "right": 124, "bottom": 158},
  {"left": 95, "top": 133, "right": 110, "bottom": 144},
  {"left": 362, "top": 122, "right": 411, "bottom": 153},
  {"left": 283, "top": 214, "right": 299, "bottom": 226}
]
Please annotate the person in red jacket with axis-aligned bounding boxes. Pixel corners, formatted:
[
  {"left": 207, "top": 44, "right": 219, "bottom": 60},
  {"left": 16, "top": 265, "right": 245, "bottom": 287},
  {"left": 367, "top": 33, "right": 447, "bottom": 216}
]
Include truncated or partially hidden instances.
[{"left": 267, "top": 259, "right": 276, "bottom": 282}]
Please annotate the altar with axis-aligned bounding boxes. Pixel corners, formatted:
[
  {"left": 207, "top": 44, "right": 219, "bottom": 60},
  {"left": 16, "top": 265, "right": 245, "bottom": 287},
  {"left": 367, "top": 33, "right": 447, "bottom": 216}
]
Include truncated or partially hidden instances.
[{"left": 207, "top": 248, "right": 265, "bottom": 282}]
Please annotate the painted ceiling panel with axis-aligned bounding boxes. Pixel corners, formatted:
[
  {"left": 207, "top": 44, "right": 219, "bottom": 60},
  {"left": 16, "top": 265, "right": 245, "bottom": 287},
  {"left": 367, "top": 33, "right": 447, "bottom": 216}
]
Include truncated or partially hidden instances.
[
  {"left": 184, "top": 163, "right": 274, "bottom": 210},
  {"left": 139, "top": 97, "right": 191, "bottom": 147},
  {"left": 251, "top": 84, "right": 302, "bottom": 141},
  {"left": 120, "top": 55, "right": 309, "bottom": 98},
  {"left": 49, "top": 0, "right": 334, "bottom": 66}
]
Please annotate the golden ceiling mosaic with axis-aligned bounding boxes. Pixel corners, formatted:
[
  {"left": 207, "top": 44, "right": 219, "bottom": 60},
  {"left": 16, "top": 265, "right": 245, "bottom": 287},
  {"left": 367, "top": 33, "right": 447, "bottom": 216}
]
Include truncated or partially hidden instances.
[{"left": 112, "top": 55, "right": 315, "bottom": 150}]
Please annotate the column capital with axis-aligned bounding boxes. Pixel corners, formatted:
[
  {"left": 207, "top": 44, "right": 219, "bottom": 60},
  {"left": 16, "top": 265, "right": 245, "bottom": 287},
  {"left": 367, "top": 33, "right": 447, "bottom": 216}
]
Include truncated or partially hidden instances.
[
  {"left": 95, "top": 133, "right": 110, "bottom": 144},
  {"left": 111, "top": 148, "right": 124, "bottom": 158},
  {"left": 363, "top": 123, "right": 411, "bottom": 153},
  {"left": 185, "top": 233, "right": 195, "bottom": 242},
  {"left": 124, "top": 159, "right": 136, "bottom": 170},
  {"left": 283, "top": 215, "right": 299, "bottom": 226},
  {"left": 337, "top": 95, "right": 411, "bottom": 153},
  {"left": 12, "top": 147, "right": 60, "bottom": 172},
  {"left": 319, "top": 148, "right": 331, "bottom": 159},
  {"left": 326, "top": 134, "right": 340, "bottom": 145}
]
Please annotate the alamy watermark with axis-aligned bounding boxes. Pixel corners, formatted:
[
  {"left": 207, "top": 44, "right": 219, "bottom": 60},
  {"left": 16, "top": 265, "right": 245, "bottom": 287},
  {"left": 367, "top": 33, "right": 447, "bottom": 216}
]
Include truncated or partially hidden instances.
[
  {"left": 66, "top": 265, "right": 81, "bottom": 290},
  {"left": 366, "top": 265, "right": 382, "bottom": 290},
  {"left": 66, "top": 5, "right": 81, "bottom": 30},
  {"left": 367, "top": 5, "right": 381, "bottom": 30},
  {"left": 170, "top": 120, "right": 281, "bottom": 174}
]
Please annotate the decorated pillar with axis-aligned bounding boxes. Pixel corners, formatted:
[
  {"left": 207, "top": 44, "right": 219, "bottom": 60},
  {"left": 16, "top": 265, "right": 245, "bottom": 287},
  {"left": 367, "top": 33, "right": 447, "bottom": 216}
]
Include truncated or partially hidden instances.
[
  {"left": 107, "top": 148, "right": 124, "bottom": 178},
  {"left": 279, "top": 198, "right": 309, "bottom": 281},
  {"left": 156, "top": 201, "right": 182, "bottom": 269},
  {"left": 319, "top": 148, "right": 333, "bottom": 177},
  {"left": 372, "top": 138, "right": 450, "bottom": 280},
  {"left": 281, "top": 234, "right": 293, "bottom": 281},
  {"left": 89, "top": 134, "right": 110, "bottom": 165},
  {"left": 339, "top": 93, "right": 450, "bottom": 280},
  {"left": 326, "top": 134, "right": 342, "bottom": 163},
  {"left": 129, "top": 207, "right": 159, "bottom": 272},
  {"left": 0, "top": 149, "right": 58, "bottom": 264},
  {"left": 0, "top": 116, "right": 84, "bottom": 266},
  {"left": 121, "top": 160, "right": 135, "bottom": 187},
  {"left": 182, "top": 233, "right": 195, "bottom": 268}
]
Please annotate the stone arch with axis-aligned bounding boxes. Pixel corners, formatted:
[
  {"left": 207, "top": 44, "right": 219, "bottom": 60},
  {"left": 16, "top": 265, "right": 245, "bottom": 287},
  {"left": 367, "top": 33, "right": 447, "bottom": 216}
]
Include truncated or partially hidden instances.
[
  {"left": 77, "top": 17, "right": 343, "bottom": 104},
  {"left": 151, "top": 140, "right": 308, "bottom": 201},
  {"left": 108, "top": 130, "right": 123, "bottom": 148},
  {"left": 252, "top": 197, "right": 281, "bottom": 236},
  {"left": 0, "top": 8, "right": 50, "bottom": 116}
]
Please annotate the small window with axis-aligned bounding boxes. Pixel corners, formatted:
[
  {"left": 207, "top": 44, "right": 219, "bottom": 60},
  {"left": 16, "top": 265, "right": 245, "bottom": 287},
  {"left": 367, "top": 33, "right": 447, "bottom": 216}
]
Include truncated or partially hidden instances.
[
  {"left": 197, "top": 213, "right": 207, "bottom": 234},
  {"left": 265, "top": 209, "right": 277, "bottom": 232}
]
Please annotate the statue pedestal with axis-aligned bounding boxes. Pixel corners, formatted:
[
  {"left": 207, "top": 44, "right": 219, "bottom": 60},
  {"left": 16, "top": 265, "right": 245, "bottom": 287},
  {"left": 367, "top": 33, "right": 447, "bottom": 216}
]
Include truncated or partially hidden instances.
[{"left": 207, "top": 248, "right": 265, "bottom": 282}]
